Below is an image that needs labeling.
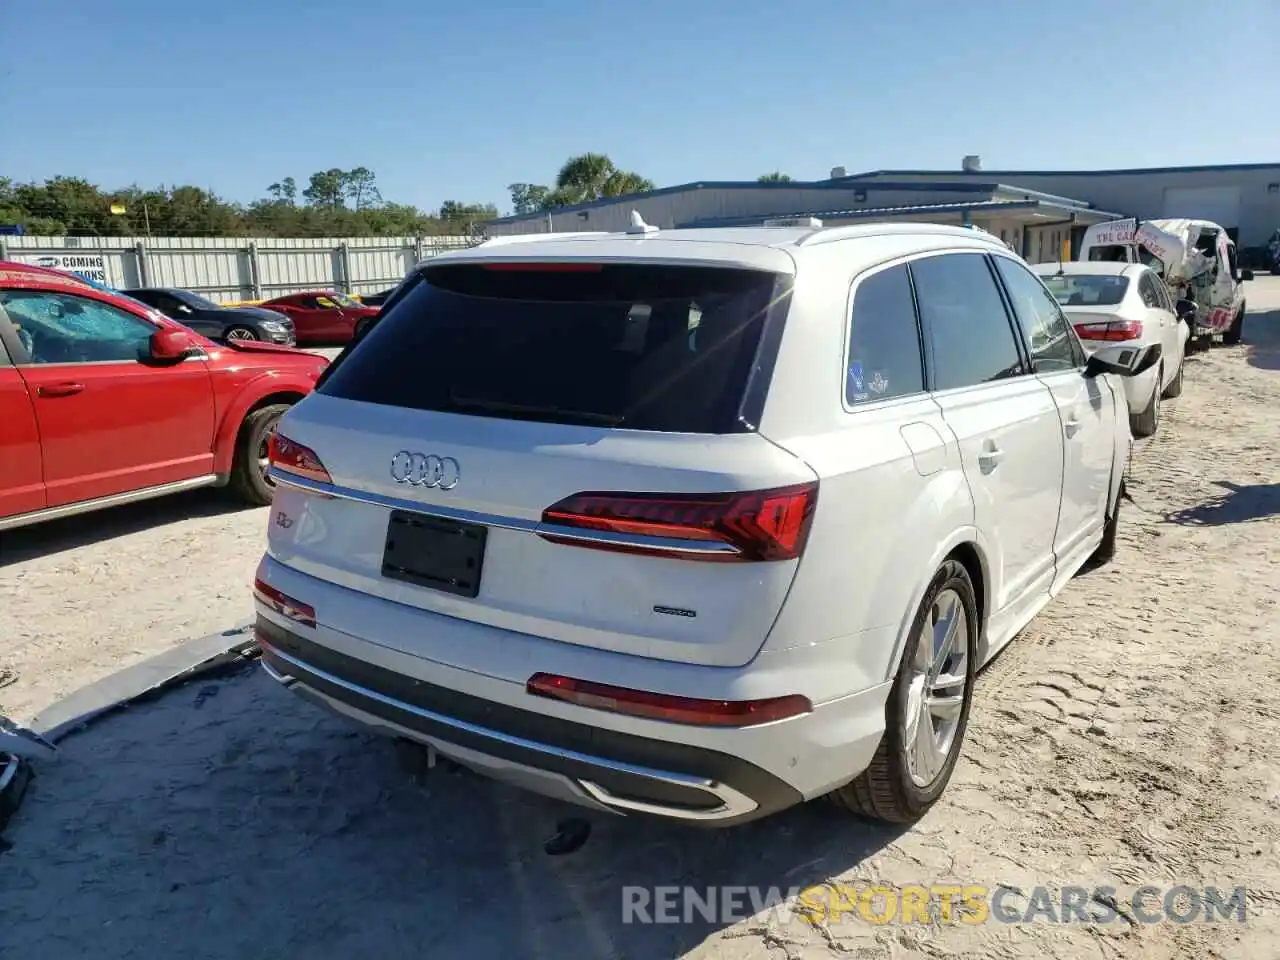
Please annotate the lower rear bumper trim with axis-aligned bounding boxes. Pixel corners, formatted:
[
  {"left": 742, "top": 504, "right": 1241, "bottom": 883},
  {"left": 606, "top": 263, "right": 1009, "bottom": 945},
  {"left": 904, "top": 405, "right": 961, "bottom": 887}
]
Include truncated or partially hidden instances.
[{"left": 260, "top": 640, "right": 765, "bottom": 823}]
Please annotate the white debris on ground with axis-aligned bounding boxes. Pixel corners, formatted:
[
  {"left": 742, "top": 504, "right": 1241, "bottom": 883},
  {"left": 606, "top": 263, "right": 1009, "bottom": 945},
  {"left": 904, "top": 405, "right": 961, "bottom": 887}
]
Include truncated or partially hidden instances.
[{"left": 1, "top": 309, "right": 1278, "bottom": 959}]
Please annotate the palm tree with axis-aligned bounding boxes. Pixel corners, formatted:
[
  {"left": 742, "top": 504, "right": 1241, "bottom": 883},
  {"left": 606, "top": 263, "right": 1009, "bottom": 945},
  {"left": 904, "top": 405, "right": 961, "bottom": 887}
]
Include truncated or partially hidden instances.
[{"left": 551, "top": 154, "right": 655, "bottom": 206}]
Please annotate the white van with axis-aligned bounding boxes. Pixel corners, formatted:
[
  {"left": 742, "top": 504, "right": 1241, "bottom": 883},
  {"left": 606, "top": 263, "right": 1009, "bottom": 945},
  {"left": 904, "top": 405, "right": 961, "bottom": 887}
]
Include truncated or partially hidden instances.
[{"left": 1077, "top": 218, "right": 1252, "bottom": 347}]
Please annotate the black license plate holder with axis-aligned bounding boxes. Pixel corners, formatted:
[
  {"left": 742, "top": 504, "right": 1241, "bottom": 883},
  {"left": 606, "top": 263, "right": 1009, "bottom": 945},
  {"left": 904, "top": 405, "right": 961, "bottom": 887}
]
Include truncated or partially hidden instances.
[{"left": 381, "top": 510, "right": 487, "bottom": 598}]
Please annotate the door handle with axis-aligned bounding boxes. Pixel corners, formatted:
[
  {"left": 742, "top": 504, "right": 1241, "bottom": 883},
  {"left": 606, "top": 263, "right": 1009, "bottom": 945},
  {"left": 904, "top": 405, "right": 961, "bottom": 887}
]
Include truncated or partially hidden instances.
[
  {"left": 978, "top": 444, "right": 1004, "bottom": 473},
  {"left": 1064, "top": 416, "right": 1082, "bottom": 438},
  {"left": 37, "top": 381, "right": 85, "bottom": 398}
]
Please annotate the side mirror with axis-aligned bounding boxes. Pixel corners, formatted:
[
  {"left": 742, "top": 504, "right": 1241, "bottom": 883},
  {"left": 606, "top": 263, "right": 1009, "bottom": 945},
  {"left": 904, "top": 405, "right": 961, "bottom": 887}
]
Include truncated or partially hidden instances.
[
  {"left": 1240, "top": 269, "right": 1254, "bottom": 282},
  {"left": 148, "top": 328, "right": 196, "bottom": 362},
  {"left": 1175, "top": 299, "right": 1197, "bottom": 323},
  {"left": 1084, "top": 342, "right": 1162, "bottom": 379}
]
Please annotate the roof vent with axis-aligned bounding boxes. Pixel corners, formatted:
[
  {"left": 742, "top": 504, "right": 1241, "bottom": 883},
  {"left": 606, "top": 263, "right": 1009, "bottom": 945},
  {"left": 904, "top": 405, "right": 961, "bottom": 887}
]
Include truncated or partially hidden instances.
[
  {"left": 763, "top": 217, "right": 823, "bottom": 228},
  {"left": 626, "top": 210, "right": 658, "bottom": 235},
  {"left": 962, "top": 155, "right": 982, "bottom": 172},
  {"left": 830, "top": 166, "right": 847, "bottom": 179}
]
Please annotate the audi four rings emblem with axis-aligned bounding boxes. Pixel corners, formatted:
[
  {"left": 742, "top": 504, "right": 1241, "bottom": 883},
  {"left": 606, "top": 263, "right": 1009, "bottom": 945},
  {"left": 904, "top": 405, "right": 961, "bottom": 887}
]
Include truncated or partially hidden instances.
[{"left": 389, "top": 451, "right": 461, "bottom": 489}]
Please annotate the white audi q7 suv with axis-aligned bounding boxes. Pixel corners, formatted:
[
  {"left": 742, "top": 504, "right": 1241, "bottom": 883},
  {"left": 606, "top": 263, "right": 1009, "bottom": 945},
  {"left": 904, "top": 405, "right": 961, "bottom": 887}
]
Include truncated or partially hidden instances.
[{"left": 254, "top": 219, "right": 1157, "bottom": 826}]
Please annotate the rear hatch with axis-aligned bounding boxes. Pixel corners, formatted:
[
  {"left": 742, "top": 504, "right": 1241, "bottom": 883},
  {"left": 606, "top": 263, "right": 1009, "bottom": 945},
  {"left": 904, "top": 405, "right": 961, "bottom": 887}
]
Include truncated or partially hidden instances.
[{"left": 268, "top": 259, "right": 815, "bottom": 668}]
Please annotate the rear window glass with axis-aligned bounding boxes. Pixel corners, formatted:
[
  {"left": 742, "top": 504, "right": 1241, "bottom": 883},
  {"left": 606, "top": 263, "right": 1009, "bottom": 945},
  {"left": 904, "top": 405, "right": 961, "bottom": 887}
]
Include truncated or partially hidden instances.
[
  {"left": 1040, "top": 274, "right": 1129, "bottom": 307},
  {"left": 1087, "top": 245, "right": 1130, "bottom": 263},
  {"left": 318, "top": 262, "right": 788, "bottom": 433}
]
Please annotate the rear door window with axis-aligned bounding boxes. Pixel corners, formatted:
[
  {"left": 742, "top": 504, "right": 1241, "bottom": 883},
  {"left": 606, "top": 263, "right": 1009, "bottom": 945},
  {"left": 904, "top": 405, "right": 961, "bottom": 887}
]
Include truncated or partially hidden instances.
[
  {"left": 1137, "top": 273, "right": 1163, "bottom": 309},
  {"left": 992, "top": 256, "right": 1083, "bottom": 372},
  {"left": 318, "top": 262, "right": 790, "bottom": 434},
  {"left": 910, "top": 253, "right": 1025, "bottom": 391},
  {"left": 845, "top": 263, "right": 924, "bottom": 405}
]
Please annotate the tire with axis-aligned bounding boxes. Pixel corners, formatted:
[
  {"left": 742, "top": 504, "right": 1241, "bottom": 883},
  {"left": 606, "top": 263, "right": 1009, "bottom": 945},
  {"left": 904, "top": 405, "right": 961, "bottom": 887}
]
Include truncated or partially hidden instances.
[
  {"left": 1130, "top": 371, "right": 1161, "bottom": 438},
  {"left": 228, "top": 403, "right": 290, "bottom": 506},
  {"left": 1222, "top": 308, "right": 1244, "bottom": 346},
  {"left": 1161, "top": 354, "right": 1184, "bottom": 399},
  {"left": 1090, "top": 481, "right": 1123, "bottom": 567},
  {"left": 225, "top": 326, "right": 259, "bottom": 342},
  {"left": 828, "top": 559, "right": 978, "bottom": 824},
  {"left": 353, "top": 317, "right": 374, "bottom": 341}
]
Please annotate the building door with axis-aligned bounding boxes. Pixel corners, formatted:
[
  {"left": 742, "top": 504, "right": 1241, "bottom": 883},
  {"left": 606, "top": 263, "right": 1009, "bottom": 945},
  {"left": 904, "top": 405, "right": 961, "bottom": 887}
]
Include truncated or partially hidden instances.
[{"left": 1162, "top": 186, "right": 1242, "bottom": 232}]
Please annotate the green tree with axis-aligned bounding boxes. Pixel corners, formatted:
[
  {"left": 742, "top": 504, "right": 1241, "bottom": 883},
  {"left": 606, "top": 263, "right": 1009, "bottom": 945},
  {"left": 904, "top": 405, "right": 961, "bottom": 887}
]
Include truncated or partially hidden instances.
[
  {"left": 303, "top": 169, "right": 347, "bottom": 208},
  {"left": 0, "top": 171, "right": 495, "bottom": 238},
  {"left": 15, "top": 176, "right": 109, "bottom": 234},
  {"left": 539, "top": 153, "right": 655, "bottom": 209},
  {"left": 267, "top": 177, "right": 297, "bottom": 204},
  {"left": 507, "top": 182, "right": 551, "bottom": 216},
  {"left": 557, "top": 154, "right": 653, "bottom": 203},
  {"left": 758, "top": 172, "right": 793, "bottom": 182},
  {"left": 344, "top": 167, "right": 381, "bottom": 210},
  {"left": 439, "top": 200, "right": 499, "bottom": 228}
]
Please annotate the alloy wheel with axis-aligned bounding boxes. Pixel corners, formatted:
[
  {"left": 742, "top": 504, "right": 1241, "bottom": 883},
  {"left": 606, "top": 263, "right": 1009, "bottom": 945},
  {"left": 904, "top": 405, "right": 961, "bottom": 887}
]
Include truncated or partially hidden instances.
[
  {"left": 257, "top": 417, "right": 280, "bottom": 486},
  {"left": 902, "top": 588, "right": 969, "bottom": 787}
]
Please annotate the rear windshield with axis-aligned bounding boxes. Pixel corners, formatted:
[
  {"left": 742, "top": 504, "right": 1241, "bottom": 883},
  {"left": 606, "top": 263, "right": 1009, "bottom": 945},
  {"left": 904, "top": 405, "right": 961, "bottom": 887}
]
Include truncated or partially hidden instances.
[
  {"left": 1040, "top": 274, "right": 1129, "bottom": 307},
  {"left": 318, "top": 262, "right": 789, "bottom": 433}
]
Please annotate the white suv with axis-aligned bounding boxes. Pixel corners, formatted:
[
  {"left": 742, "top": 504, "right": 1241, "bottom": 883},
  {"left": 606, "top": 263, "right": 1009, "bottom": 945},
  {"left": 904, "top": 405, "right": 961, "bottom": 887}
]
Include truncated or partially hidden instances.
[{"left": 254, "top": 221, "right": 1157, "bottom": 825}]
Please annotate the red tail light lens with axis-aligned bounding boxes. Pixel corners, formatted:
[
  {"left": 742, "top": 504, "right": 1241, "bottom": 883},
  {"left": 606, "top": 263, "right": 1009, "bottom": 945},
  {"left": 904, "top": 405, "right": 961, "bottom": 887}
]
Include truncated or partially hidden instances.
[
  {"left": 1073, "top": 320, "right": 1143, "bottom": 342},
  {"left": 539, "top": 482, "right": 818, "bottom": 562},
  {"left": 267, "top": 432, "right": 332, "bottom": 484},
  {"left": 527, "top": 673, "right": 812, "bottom": 727},
  {"left": 253, "top": 577, "right": 316, "bottom": 628}
]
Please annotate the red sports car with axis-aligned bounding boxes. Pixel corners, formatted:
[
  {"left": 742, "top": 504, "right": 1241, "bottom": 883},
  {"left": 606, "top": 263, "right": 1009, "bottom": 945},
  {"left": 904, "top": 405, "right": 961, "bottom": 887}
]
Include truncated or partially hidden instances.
[
  {"left": 0, "top": 261, "right": 329, "bottom": 529},
  {"left": 256, "top": 291, "right": 378, "bottom": 346}
]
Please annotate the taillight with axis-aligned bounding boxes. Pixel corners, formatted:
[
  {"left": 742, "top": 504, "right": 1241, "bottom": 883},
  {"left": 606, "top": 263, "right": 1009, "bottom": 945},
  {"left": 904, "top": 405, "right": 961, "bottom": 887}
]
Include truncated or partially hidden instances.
[
  {"left": 1073, "top": 320, "right": 1143, "bottom": 342},
  {"left": 539, "top": 482, "right": 818, "bottom": 562},
  {"left": 267, "top": 432, "right": 332, "bottom": 484},
  {"left": 253, "top": 577, "right": 316, "bottom": 628},
  {"left": 527, "top": 673, "right": 812, "bottom": 727}
]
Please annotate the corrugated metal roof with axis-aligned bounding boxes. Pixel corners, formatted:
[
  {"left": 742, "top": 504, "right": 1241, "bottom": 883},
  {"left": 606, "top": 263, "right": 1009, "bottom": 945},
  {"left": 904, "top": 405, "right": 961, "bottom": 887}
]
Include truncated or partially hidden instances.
[
  {"left": 485, "top": 179, "right": 1012, "bottom": 226},
  {"left": 484, "top": 177, "right": 1132, "bottom": 227},
  {"left": 797, "top": 198, "right": 1032, "bottom": 219},
  {"left": 839, "top": 161, "right": 1280, "bottom": 180},
  {"left": 680, "top": 198, "right": 1124, "bottom": 230}
]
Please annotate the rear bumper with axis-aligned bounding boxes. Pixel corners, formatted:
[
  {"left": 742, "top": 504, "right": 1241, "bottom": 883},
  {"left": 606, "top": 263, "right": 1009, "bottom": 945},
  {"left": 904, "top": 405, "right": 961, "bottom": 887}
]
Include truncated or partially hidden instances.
[
  {"left": 1121, "top": 365, "right": 1160, "bottom": 415},
  {"left": 256, "top": 616, "right": 807, "bottom": 825}
]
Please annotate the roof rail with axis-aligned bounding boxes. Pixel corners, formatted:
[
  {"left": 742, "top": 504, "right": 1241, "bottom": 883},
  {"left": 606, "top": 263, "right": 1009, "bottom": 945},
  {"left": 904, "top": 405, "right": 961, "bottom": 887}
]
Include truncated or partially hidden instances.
[
  {"left": 763, "top": 216, "right": 823, "bottom": 228},
  {"left": 794, "top": 221, "right": 1009, "bottom": 247},
  {"left": 479, "top": 232, "right": 608, "bottom": 246}
]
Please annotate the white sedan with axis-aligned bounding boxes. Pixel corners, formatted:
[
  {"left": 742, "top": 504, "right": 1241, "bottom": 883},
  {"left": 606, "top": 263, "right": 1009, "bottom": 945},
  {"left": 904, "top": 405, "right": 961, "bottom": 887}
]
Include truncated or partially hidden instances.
[{"left": 1033, "top": 261, "right": 1189, "bottom": 437}]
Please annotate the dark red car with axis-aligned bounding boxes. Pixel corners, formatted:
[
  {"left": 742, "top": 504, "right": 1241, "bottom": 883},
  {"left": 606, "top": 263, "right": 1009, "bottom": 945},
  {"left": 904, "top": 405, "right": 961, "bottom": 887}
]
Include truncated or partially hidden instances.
[
  {"left": 0, "top": 261, "right": 328, "bottom": 530},
  {"left": 256, "top": 291, "right": 378, "bottom": 345}
]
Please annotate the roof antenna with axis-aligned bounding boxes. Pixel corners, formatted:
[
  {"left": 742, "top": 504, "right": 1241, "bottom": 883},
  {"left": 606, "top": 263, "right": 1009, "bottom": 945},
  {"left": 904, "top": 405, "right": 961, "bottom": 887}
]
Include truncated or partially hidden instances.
[{"left": 627, "top": 210, "right": 658, "bottom": 235}]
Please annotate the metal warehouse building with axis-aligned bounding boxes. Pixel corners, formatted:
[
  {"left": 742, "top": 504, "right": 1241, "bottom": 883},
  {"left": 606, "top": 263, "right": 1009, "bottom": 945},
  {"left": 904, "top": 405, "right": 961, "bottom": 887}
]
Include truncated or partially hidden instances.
[{"left": 483, "top": 159, "right": 1280, "bottom": 262}]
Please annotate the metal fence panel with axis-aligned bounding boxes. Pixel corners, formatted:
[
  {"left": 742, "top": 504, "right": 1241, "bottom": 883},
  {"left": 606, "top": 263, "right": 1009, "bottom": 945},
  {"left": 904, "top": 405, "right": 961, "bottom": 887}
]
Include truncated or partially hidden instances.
[{"left": 0, "top": 234, "right": 480, "bottom": 303}]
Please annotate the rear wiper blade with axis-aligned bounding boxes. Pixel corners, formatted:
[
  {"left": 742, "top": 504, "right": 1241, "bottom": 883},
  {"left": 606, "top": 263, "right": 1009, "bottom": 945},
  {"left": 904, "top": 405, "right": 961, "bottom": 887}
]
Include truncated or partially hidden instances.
[{"left": 449, "top": 394, "right": 624, "bottom": 426}]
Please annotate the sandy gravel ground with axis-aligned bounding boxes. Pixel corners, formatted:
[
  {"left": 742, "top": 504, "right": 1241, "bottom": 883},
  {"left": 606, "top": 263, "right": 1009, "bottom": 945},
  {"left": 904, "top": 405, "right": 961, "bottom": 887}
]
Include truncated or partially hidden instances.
[
  {"left": 1, "top": 304, "right": 1278, "bottom": 959},
  {"left": 0, "top": 347, "right": 343, "bottom": 722}
]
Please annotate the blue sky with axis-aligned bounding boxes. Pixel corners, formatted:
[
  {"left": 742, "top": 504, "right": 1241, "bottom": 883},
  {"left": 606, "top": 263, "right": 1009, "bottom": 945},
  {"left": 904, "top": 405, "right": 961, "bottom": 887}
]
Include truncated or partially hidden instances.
[{"left": 6, "top": 0, "right": 1279, "bottom": 215}]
